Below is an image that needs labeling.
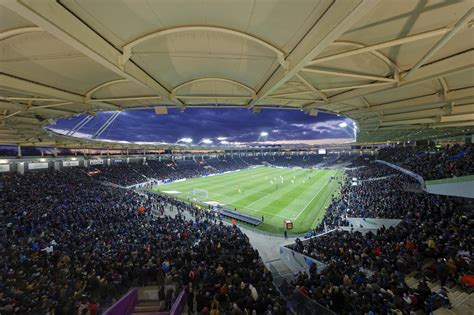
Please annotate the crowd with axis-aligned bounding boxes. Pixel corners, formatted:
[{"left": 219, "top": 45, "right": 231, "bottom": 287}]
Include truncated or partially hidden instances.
[
  {"left": 87, "top": 154, "right": 329, "bottom": 187},
  {"left": 240, "top": 154, "right": 325, "bottom": 168},
  {"left": 378, "top": 144, "right": 474, "bottom": 180},
  {"left": 289, "top": 161, "right": 473, "bottom": 314},
  {"left": 0, "top": 169, "right": 287, "bottom": 314},
  {"left": 312, "top": 161, "right": 420, "bottom": 234},
  {"left": 3, "top": 147, "right": 472, "bottom": 314}
]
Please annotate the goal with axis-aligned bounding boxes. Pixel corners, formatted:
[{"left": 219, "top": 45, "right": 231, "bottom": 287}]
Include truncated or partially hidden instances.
[{"left": 190, "top": 188, "right": 208, "bottom": 202}]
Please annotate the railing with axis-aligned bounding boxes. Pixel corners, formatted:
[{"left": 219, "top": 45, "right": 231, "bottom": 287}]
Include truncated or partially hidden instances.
[
  {"left": 375, "top": 159, "right": 425, "bottom": 188},
  {"left": 103, "top": 288, "right": 138, "bottom": 315},
  {"left": 273, "top": 275, "right": 335, "bottom": 315},
  {"left": 103, "top": 286, "right": 187, "bottom": 315},
  {"left": 169, "top": 287, "right": 188, "bottom": 315}
]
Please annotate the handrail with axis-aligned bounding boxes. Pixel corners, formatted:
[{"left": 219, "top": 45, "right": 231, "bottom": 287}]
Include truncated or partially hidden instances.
[
  {"left": 375, "top": 159, "right": 425, "bottom": 188},
  {"left": 103, "top": 288, "right": 138, "bottom": 315},
  {"left": 169, "top": 286, "right": 188, "bottom": 315}
]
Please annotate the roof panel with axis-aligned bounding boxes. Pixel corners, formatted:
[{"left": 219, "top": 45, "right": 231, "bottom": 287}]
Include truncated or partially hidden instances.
[
  {"left": 0, "top": 4, "right": 35, "bottom": 32},
  {"left": 0, "top": 0, "right": 472, "bottom": 146}
]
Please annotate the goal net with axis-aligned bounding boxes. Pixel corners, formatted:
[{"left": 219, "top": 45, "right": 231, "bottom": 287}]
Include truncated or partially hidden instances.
[{"left": 190, "top": 188, "right": 208, "bottom": 202}]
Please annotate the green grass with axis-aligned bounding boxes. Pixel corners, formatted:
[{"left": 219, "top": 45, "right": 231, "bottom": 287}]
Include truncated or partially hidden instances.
[{"left": 152, "top": 166, "right": 343, "bottom": 234}]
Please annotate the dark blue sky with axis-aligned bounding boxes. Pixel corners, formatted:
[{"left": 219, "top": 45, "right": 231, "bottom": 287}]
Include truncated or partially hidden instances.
[{"left": 49, "top": 108, "right": 355, "bottom": 145}]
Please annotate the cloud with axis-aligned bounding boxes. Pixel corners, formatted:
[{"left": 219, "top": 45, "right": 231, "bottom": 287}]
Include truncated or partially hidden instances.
[
  {"left": 48, "top": 108, "right": 356, "bottom": 144},
  {"left": 292, "top": 118, "right": 353, "bottom": 134}
]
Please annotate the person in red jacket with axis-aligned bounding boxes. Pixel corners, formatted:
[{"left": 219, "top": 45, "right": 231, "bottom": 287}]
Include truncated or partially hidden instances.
[{"left": 87, "top": 299, "right": 99, "bottom": 315}]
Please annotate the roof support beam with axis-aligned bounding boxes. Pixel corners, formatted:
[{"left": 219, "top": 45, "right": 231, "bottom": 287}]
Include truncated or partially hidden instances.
[
  {"left": 268, "top": 91, "right": 313, "bottom": 98},
  {"left": 172, "top": 78, "right": 256, "bottom": 99},
  {"left": 369, "top": 87, "right": 474, "bottom": 112},
  {"left": 438, "top": 78, "right": 450, "bottom": 100},
  {"left": 85, "top": 79, "right": 128, "bottom": 102},
  {"left": 0, "top": 74, "right": 120, "bottom": 111},
  {"left": 91, "top": 96, "right": 161, "bottom": 102},
  {"left": 432, "top": 121, "right": 474, "bottom": 128},
  {"left": 0, "top": 74, "right": 84, "bottom": 103},
  {"left": 1, "top": 0, "right": 183, "bottom": 106},
  {"left": 0, "top": 26, "right": 42, "bottom": 40},
  {"left": 92, "top": 111, "right": 121, "bottom": 139},
  {"left": 67, "top": 116, "right": 94, "bottom": 136},
  {"left": 251, "top": 0, "right": 380, "bottom": 104},
  {"left": 320, "top": 82, "right": 393, "bottom": 93},
  {"left": 0, "top": 97, "right": 61, "bottom": 102},
  {"left": 295, "top": 74, "right": 328, "bottom": 103},
  {"left": 121, "top": 26, "right": 287, "bottom": 69},
  {"left": 328, "top": 41, "right": 401, "bottom": 73},
  {"left": 329, "top": 50, "right": 474, "bottom": 103},
  {"left": 382, "top": 108, "right": 447, "bottom": 122},
  {"left": 301, "top": 68, "right": 397, "bottom": 83},
  {"left": 265, "top": 96, "right": 325, "bottom": 103},
  {"left": 346, "top": 87, "right": 473, "bottom": 117},
  {"left": 380, "top": 118, "right": 439, "bottom": 127},
  {"left": 175, "top": 95, "right": 251, "bottom": 100},
  {"left": 403, "top": 8, "right": 474, "bottom": 80},
  {"left": 309, "top": 27, "right": 451, "bottom": 65}
]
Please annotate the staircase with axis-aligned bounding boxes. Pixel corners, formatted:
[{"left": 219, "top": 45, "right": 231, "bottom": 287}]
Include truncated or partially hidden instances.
[
  {"left": 104, "top": 284, "right": 188, "bottom": 315},
  {"left": 131, "top": 286, "right": 162, "bottom": 314},
  {"left": 405, "top": 276, "right": 473, "bottom": 313},
  {"left": 132, "top": 299, "right": 162, "bottom": 314}
]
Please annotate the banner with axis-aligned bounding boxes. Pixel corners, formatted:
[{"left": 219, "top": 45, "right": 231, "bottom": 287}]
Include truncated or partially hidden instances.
[
  {"left": 62, "top": 160, "right": 79, "bottom": 167},
  {"left": 0, "top": 164, "right": 10, "bottom": 172},
  {"left": 89, "top": 159, "right": 103, "bottom": 165},
  {"left": 28, "top": 162, "right": 48, "bottom": 170},
  {"left": 345, "top": 217, "right": 402, "bottom": 229}
]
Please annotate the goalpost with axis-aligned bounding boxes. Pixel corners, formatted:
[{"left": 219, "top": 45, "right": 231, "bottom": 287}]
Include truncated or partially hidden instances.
[{"left": 190, "top": 188, "right": 209, "bottom": 202}]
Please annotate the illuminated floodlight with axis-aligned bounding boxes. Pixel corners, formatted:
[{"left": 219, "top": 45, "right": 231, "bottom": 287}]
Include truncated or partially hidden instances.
[
  {"left": 217, "top": 137, "right": 227, "bottom": 141},
  {"left": 260, "top": 131, "right": 269, "bottom": 137},
  {"left": 201, "top": 138, "right": 213, "bottom": 144},
  {"left": 338, "top": 122, "right": 348, "bottom": 128},
  {"left": 220, "top": 140, "right": 229, "bottom": 144},
  {"left": 177, "top": 137, "right": 193, "bottom": 143}
]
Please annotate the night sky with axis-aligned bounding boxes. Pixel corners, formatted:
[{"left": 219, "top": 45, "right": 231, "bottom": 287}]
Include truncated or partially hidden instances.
[{"left": 49, "top": 108, "right": 355, "bottom": 146}]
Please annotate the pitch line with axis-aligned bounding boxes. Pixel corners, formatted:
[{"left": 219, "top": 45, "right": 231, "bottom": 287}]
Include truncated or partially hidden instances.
[
  {"left": 292, "top": 175, "right": 331, "bottom": 221},
  {"left": 245, "top": 169, "right": 309, "bottom": 209},
  {"left": 190, "top": 190, "right": 290, "bottom": 220}
]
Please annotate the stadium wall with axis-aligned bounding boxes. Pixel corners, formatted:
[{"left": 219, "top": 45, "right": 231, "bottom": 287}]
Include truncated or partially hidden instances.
[
  {"left": 279, "top": 244, "right": 327, "bottom": 273},
  {"left": 345, "top": 217, "right": 402, "bottom": 229},
  {"left": 425, "top": 176, "right": 474, "bottom": 199}
]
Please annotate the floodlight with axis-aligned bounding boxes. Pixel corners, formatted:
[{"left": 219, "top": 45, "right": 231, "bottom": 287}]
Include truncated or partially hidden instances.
[
  {"left": 201, "top": 138, "right": 213, "bottom": 144},
  {"left": 217, "top": 137, "right": 227, "bottom": 141},
  {"left": 260, "top": 131, "right": 269, "bottom": 137},
  {"left": 220, "top": 140, "right": 229, "bottom": 144},
  {"left": 338, "top": 122, "right": 348, "bottom": 128}
]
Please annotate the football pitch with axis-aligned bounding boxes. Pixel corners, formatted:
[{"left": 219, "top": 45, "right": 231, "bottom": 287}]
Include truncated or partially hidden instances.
[{"left": 153, "top": 166, "right": 343, "bottom": 234}]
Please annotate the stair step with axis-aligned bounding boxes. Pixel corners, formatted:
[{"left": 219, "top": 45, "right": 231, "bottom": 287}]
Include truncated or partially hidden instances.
[
  {"left": 451, "top": 292, "right": 469, "bottom": 307},
  {"left": 133, "top": 305, "right": 162, "bottom": 312},
  {"left": 137, "top": 300, "right": 160, "bottom": 306}
]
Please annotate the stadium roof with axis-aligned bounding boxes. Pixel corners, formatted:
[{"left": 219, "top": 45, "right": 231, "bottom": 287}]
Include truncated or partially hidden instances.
[{"left": 0, "top": 0, "right": 473, "bottom": 149}]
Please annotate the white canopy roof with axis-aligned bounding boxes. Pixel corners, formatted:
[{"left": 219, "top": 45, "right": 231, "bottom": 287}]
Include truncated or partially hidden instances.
[{"left": 0, "top": 0, "right": 473, "bottom": 148}]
